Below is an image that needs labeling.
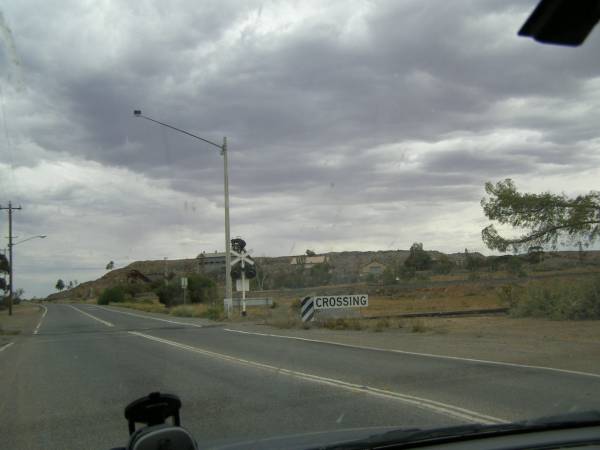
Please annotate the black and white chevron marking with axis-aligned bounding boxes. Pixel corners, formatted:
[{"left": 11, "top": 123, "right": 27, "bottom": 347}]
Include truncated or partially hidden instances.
[{"left": 300, "top": 296, "right": 314, "bottom": 322}]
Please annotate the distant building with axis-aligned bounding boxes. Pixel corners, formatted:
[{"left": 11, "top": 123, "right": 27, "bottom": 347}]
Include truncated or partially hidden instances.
[
  {"left": 197, "top": 251, "right": 227, "bottom": 273},
  {"left": 290, "top": 255, "right": 328, "bottom": 269},
  {"left": 359, "top": 261, "right": 387, "bottom": 277}
]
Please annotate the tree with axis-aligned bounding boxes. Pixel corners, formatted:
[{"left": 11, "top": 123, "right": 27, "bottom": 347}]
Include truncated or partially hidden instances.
[
  {"left": 106, "top": 261, "right": 114, "bottom": 270},
  {"left": 305, "top": 249, "right": 316, "bottom": 256},
  {"left": 432, "top": 254, "right": 454, "bottom": 275},
  {"left": 404, "top": 243, "right": 432, "bottom": 271},
  {"left": 481, "top": 179, "right": 600, "bottom": 252},
  {"left": 68, "top": 280, "right": 74, "bottom": 289},
  {"left": 55, "top": 279, "right": 65, "bottom": 291}
]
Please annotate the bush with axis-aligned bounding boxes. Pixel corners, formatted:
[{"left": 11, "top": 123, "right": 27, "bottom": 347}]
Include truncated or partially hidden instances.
[
  {"left": 98, "top": 286, "right": 125, "bottom": 305},
  {"left": 510, "top": 277, "right": 600, "bottom": 320},
  {"left": 187, "top": 275, "right": 218, "bottom": 304},
  {"left": 120, "top": 283, "right": 147, "bottom": 298},
  {"left": 154, "top": 284, "right": 181, "bottom": 307}
]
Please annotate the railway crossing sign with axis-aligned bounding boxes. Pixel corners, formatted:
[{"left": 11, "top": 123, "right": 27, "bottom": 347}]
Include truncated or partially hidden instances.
[{"left": 300, "top": 294, "right": 368, "bottom": 322}]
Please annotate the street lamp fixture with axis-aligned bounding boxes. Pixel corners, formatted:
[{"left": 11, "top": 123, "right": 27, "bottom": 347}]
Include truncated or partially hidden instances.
[{"left": 133, "top": 110, "right": 233, "bottom": 309}]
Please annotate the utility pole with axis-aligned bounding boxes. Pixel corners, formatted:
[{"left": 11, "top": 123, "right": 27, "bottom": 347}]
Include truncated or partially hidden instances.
[
  {"left": 222, "top": 136, "right": 232, "bottom": 304},
  {"left": 0, "top": 201, "right": 22, "bottom": 316}
]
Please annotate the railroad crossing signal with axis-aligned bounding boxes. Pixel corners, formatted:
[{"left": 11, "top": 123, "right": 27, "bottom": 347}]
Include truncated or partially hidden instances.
[{"left": 229, "top": 238, "right": 256, "bottom": 316}]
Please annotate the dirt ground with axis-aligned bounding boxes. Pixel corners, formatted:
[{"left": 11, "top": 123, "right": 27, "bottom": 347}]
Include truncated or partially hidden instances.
[
  {"left": 229, "top": 314, "right": 600, "bottom": 374},
  {"left": 0, "top": 303, "right": 43, "bottom": 346}
]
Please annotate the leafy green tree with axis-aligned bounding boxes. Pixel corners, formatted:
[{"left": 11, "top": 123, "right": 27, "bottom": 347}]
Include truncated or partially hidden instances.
[
  {"left": 481, "top": 179, "right": 600, "bottom": 252},
  {"left": 55, "top": 279, "right": 65, "bottom": 291},
  {"left": 0, "top": 254, "right": 9, "bottom": 273},
  {"left": 106, "top": 261, "right": 114, "bottom": 270},
  {"left": 404, "top": 243, "right": 432, "bottom": 271}
]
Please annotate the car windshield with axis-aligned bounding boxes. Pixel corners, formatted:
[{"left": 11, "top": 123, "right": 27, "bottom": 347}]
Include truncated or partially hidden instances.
[{"left": 1, "top": 1, "right": 600, "bottom": 449}]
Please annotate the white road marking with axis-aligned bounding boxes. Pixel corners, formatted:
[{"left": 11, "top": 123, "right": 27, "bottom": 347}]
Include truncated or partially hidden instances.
[
  {"left": 223, "top": 328, "right": 600, "bottom": 380},
  {"left": 95, "top": 306, "right": 204, "bottom": 328},
  {"left": 129, "top": 330, "right": 505, "bottom": 425},
  {"left": 0, "top": 342, "right": 14, "bottom": 353},
  {"left": 68, "top": 305, "right": 114, "bottom": 327},
  {"left": 33, "top": 304, "right": 48, "bottom": 335}
]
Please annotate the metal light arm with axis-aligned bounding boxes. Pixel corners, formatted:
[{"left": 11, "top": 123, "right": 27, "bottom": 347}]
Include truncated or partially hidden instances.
[
  {"left": 133, "top": 111, "right": 223, "bottom": 151},
  {"left": 12, "top": 235, "right": 47, "bottom": 247}
]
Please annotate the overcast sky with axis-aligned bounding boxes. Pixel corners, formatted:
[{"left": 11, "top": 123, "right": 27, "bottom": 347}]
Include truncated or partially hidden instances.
[{"left": 1, "top": 0, "right": 599, "bottom": 297}]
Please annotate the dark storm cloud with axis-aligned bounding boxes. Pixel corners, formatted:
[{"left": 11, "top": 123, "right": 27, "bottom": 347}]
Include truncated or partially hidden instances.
[{"left": 3, "top": 0, "right": 600, "bottom": 297}]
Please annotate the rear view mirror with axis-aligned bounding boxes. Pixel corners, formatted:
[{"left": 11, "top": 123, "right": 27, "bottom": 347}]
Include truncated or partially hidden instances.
[{"left": 519, "top": 0, "right": 600, "bottom": 46}]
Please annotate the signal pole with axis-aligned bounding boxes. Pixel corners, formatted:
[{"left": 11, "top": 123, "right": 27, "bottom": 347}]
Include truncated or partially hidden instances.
[{"left": 0, "top": 201, "right": 22, "bottom": 316}]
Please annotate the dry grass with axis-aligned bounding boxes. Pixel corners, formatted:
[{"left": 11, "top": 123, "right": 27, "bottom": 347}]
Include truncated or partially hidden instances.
[
  {"left": 364, "top": 284, "right": 503, "bottom": 317},
  {"left": 170, "top": 304, "right": 209, "bottom": 317},
  {"left": 115, "top": 302, "right": 168, "bottom": 314},
  {"left": 0, "top": 303, "right": 42, "bottom": 338}
]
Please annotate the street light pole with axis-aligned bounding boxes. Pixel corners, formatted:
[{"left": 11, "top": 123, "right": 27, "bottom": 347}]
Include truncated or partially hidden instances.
[{"left": 133, "top": 110, "right": 233, "bottom": 307}]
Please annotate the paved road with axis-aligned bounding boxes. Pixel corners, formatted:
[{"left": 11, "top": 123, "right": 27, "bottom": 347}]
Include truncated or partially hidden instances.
[{"left": 1, "top": 303, "right": 599, "bottom": 449}]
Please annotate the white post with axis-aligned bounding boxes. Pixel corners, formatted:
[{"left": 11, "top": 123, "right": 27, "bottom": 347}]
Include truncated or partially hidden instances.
[{"left": 241, "top": 257, "right": 247, "bottom": 316}]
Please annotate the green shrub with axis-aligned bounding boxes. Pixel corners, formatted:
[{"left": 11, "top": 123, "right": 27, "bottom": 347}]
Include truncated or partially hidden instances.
[
  {"left": 98, "top": 286, "right": 125, "bottom": 305},
  {"left": 510, "top": 277, "right": 600, "bottom": 320},
  {"left": 187, "top": 275, "right": 218, "bottom": 304},
  {"left": 153, "top": 284, "right": 181, "bottom": 307}
]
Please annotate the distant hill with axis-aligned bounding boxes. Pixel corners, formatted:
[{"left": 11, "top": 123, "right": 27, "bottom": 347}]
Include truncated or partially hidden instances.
[{"left": 45, "top": 249, "right": 600, "bottom": 301}]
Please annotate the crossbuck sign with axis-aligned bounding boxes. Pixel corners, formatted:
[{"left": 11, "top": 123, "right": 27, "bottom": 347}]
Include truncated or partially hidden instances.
[{"left": 301, "top": 295, "right": 368, "bottom": 322}]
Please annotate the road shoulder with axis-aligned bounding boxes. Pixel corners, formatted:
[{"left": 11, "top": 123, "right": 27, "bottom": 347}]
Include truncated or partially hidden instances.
[{"left": 223, "top": 317, "right": 600, "bottom": 375}]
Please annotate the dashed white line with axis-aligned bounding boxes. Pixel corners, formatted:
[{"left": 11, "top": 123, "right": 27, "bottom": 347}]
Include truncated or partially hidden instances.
[
  {"left": 0, "top": 342, "right": 14, "bottom": 353},
  {"left": 95, "top": 306, "right": 204, "bottom": 328},
  {"left": 129, "top": 330, "right": 505, "bottom": 425},
  {"left": 68, "top": 305, "right": 114, "bottom": 327},
  {"left": 33, "top": 304, "right": 48, "bottom": 335},
  {"left": 223, "top": 328, "right": 600, "bottom": 380}
]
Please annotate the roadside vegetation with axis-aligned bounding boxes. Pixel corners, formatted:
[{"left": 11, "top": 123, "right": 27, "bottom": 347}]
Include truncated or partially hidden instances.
[{"left": 499, "top": 277, "right": 600, "bottom": 320}]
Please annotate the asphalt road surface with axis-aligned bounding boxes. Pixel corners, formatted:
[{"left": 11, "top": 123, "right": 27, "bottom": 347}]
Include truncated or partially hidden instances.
[{"left": 1, "top": 303, "right": 599, "bottom": 449}]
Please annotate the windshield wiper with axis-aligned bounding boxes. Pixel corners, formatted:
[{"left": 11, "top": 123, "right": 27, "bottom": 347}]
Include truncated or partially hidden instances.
[{"left": 320, "top": 411, "right": 600, "bottom": 450}]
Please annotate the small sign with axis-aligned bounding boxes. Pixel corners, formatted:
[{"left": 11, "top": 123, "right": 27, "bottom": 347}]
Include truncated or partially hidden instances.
[
  {"left": 181, "top": 277, "right": 188, "bottom": 289},
  {"left": 236, "top": 278, "right": 250, "bottom": 292},
  {"left": 314, "top": 295, "right": 368, "bottom": 309}
]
